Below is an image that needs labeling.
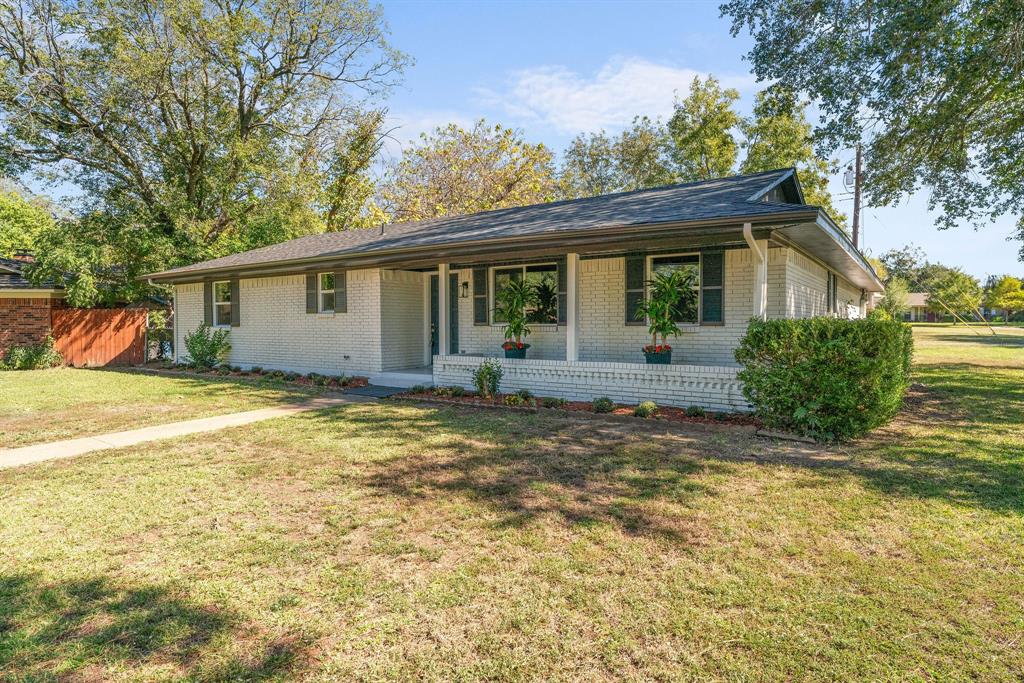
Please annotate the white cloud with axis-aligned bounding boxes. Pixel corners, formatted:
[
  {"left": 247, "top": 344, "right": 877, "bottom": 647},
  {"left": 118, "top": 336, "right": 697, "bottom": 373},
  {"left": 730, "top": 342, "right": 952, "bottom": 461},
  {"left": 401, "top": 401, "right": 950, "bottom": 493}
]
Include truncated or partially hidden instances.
[{"left": 476, "top": 56, "right": 756, "bottom": 135}]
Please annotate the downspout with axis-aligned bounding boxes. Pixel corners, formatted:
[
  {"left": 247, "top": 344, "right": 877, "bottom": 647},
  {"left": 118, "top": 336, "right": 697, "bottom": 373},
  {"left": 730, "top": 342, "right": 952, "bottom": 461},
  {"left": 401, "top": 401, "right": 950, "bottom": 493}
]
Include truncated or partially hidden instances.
[
  {"left": 743, "top": 223, "right": 769, "bottom": 321},
  {"left": 742, "top": 223, "right": 764, "bottom": 261}
]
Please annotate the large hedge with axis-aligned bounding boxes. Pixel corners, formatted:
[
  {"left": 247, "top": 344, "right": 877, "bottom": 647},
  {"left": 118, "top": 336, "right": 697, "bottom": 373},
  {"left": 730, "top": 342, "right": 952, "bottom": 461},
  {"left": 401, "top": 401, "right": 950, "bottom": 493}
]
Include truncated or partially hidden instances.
[{"left": 734, "top": 317, "right": 914, "bottom": 441}]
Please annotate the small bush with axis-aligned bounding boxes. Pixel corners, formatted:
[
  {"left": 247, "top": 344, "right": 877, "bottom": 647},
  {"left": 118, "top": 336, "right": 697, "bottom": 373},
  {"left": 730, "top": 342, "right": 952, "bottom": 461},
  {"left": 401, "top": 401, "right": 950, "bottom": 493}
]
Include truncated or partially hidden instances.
[
  {"left": 1, "top": 336, "right": 63, "bottom": 370},
  {"left": 685, "top": 405, "right": 705, "bottom": 418},
  {"left": 432, "top": 385, "right": 465, "bottom": 398},
  {"left": 735, "top": 317, "right": 913, "bottom": 442},
  {"left": 283, "top": 372, "right": 300, "bottom": 381},
  {"left": 541, "top": 396, "right": 568, "bottom": 408},
  {"left": 230, "top": 365, "right": 242, "bottom": 373},
  {"left": 592, "top": 396, "right": 614, "bottom": 413},
  {"left": 250, "top": 366, "right": 263, "bottom": 375},
  {"left": 634, "top": 400, "right": 659, "bottom": 418},
  {"left": 409, "top": 384, "right": 429, "bottom": 394},
  {"left": 473, "top": 358, "right": 503, "bottom": 399},
  {"left": 217, "top": 365, "right": 231, "bottom": 375},
  {"left": 516, "top": 388, "right": 533, "bottom": 400},
  {"left": 184, "top": 325, "right": 230, "bottom": 370},
  {"left": 334, "top": 375, "right": 349, "bottom": 386},
  {"left": 269, "top": 370, "right": 285, "bottom": 379},
  {"left": 504, "top": 393, "right": 525, "bottom": 407}
]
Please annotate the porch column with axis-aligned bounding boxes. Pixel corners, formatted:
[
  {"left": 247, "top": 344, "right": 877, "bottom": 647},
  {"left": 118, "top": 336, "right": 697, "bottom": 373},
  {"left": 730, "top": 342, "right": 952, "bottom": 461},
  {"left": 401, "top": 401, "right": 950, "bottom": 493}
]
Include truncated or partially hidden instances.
[
  {"left": 565, "top": 252, "right": 579, "bottom": 362},
  {"left": 743, "top": 222, "right": 768, "bottom": 320},
  {"left": 437, "top": 262, "right": 449, "bottom": 356}
]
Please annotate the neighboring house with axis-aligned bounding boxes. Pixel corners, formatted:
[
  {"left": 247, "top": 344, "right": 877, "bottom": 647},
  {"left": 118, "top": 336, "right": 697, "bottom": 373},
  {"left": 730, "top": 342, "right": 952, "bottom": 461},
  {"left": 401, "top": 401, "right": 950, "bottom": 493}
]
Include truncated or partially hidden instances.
[
  {"left": 0, "top": 253, "right": 65, "bottom": 355},
  {"left": 904, "top": 293, "right": 935, "bottom": 322},
  {"left": 146, "top": 168, "right": 883, "bottom": 411}
]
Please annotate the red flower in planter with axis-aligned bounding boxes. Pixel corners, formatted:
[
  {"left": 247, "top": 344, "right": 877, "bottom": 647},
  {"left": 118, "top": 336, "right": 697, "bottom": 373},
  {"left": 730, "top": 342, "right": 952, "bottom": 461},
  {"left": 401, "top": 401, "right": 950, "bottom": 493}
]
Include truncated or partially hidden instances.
[{"left": 517, "top": 342, "right": 524, "bottom": 349}]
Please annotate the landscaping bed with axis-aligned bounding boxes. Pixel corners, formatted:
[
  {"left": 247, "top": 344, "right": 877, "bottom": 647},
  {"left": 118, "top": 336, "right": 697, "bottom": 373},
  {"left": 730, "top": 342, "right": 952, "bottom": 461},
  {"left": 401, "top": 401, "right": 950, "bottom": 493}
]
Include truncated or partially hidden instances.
[
  {"left": 396, "top": 386, "right": 762, "bottom": 428},
  {"left": 144, "top": 360, "right": 368, "bottom": 390}
]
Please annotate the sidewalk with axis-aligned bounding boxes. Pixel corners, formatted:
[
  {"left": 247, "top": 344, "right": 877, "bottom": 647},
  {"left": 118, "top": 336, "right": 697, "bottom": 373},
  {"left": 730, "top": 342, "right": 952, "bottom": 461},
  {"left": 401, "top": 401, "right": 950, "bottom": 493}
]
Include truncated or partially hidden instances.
[{"left": 0, "top": 395, "right": 364, "bottom": 469}]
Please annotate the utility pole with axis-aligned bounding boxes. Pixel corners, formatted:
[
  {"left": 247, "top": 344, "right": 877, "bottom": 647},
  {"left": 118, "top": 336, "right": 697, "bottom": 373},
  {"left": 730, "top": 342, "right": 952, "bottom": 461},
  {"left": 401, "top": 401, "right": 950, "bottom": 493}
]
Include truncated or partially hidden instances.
[{"left": 851, "top": 143, "right": 862, "bottom": 249}]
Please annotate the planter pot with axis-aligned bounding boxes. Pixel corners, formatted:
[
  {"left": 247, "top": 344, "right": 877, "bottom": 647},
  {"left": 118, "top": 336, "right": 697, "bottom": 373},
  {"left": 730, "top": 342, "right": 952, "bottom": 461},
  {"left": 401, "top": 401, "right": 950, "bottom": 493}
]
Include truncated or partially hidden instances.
[
  {"left": 643, "top": 348, "right": 672, "bottom": 365},
  {"left": 503, "top": 343, "right": 530, "bottom": 359}
]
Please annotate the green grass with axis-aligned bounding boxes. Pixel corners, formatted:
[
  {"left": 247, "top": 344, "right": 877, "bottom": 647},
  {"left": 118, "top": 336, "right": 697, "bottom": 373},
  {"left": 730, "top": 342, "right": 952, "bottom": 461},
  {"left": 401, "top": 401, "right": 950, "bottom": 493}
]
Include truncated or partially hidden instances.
[
  {"left": 0, "top": 327, "right": 1021, "bottom": 680},
  {"left": 0, "top": 368, "right": 324, "bottom": 447}
]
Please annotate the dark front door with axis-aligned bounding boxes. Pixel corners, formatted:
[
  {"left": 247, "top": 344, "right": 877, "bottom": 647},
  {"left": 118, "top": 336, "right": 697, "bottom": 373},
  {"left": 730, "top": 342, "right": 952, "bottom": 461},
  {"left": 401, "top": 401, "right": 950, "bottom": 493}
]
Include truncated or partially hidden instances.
[{"left": 429, "top": 273, "right": 459, "bottom": 356}]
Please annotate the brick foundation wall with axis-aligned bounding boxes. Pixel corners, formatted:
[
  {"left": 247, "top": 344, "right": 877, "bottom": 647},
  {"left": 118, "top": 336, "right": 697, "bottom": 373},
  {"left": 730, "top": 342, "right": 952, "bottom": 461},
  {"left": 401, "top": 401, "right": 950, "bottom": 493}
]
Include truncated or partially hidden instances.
[
  {"left": 0, "top": 297, "right": 55, "bottom": 355},
  {"left": 433, "top": 354, "right": 750, "bottom": 412}
]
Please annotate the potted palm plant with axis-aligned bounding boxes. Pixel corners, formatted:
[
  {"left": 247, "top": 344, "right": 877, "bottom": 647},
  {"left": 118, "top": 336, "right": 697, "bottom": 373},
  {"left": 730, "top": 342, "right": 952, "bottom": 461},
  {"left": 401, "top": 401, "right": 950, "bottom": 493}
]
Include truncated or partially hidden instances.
[
  {"left": 635, "top": 268, "right": 695, "bottom": 364},
  {"left": 494, "top": 277, "right": 537, "bottom": 358}
]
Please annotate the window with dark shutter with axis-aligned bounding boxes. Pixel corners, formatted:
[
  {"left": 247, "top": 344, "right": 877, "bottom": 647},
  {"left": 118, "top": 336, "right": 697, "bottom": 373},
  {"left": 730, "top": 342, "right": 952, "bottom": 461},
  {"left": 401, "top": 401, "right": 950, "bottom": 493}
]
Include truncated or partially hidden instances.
[
  {"left": 203, "top": 282, "right": 213, "bottom": 326},
  {"left": 305, "top": 274, "right": 317, "bottom": 313},
  {"left": 472, "top": 268, "right": 488, "bottom": 325},
  {"left": 700, "top": 251, "right": 724, "bottom": 325},
  {"left": 334, "top": 270, "right": 347, "bottom": 313},
  {"left": 229, "top": 279, "right": 240, "bottom": 327},
  {"left": 556, "top": 257, "right": 567, "bottom": 324},
  {"left": 624, "top": 254, "right": 645, "bottom": 325}
]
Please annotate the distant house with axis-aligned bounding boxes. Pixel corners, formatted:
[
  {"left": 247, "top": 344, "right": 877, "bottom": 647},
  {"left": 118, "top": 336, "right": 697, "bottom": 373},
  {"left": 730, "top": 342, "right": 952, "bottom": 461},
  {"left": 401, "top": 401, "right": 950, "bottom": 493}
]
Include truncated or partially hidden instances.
[
  {"left": 0, "top": 252, "right": 65, "bottom": 356},
  {"left": 904, "top": 293, "right": 935, "bottom": 322},
  {"left": 145, "top": 168, "right": 884, "bottom": 411}
]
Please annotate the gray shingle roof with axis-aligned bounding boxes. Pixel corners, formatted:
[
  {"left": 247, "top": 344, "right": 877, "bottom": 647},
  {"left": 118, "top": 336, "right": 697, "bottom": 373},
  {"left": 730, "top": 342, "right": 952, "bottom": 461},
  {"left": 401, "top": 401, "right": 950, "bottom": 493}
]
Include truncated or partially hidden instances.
[
  {"left": 0, "top": 257, "right": 60, "bottom": 290},
  {"left": 148, "top": 169, "right": 816, "bottom": 280}
]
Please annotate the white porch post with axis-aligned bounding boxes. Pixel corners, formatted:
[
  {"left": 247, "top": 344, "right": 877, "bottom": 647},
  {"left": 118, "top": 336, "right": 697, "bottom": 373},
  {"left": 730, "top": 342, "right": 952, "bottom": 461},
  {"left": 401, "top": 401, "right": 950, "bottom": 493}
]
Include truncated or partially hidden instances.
[
  {"left": 743, "top": 222, "right": 768, "bottom": 320},
  {"left": 437, "top": 263, "right": 449, "bottom": 356},
  {"left": 565, "top": 252, "right": 579, "bottom": 362}
]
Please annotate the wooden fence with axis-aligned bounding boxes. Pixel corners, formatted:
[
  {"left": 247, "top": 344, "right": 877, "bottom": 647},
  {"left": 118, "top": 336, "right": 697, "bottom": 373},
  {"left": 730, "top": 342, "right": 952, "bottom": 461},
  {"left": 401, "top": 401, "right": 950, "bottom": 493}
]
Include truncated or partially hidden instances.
[{"left": 51, "top": 308, "right": 148, "bottom": 367}]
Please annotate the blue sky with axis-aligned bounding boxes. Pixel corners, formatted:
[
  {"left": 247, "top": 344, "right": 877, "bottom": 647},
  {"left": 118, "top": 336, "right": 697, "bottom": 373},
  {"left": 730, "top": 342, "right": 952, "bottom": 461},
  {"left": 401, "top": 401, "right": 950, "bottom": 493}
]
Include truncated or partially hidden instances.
[{"left": 378, "top": 0, "right": 1021, "bottom": 281}]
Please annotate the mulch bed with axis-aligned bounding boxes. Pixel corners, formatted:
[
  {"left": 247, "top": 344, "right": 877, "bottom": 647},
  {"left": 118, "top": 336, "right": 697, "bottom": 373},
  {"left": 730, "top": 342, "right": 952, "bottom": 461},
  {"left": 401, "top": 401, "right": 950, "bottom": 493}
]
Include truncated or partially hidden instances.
[
  {"left": 395, "top": 389, "right": 763, "bottom": 429},
  {"left": 136, "top": 362, "right": 369, "bottom": 390}
]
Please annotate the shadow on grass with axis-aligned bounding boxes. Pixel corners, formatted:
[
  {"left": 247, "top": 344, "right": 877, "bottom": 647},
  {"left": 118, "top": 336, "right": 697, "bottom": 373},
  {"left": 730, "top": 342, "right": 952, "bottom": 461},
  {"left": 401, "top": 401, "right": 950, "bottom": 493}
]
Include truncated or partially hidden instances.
[
  {"left": 98, "top": 367, "right": 327, "bottom": 402},
  {"left": 0, "top": 573, "right": 303, "bottom": 681},
  {"left": 928, "top": 333, "right": 1024, "bottom": 349}
]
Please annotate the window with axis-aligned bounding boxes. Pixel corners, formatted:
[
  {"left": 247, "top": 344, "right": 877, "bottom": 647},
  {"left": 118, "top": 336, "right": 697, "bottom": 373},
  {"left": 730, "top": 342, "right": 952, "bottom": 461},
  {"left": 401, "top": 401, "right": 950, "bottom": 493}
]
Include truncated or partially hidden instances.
[
  {"left": 213, "top": 281, "right": 232, "bottom": 327},
  {"left": 492, "top": 263, "right": 558, "bottom": 324},
  {"left": 648, "top": 254, "right": 700, "bottom": 324},
  {"left": 318, "top": 272, "right": 335, "bottom": 313}
]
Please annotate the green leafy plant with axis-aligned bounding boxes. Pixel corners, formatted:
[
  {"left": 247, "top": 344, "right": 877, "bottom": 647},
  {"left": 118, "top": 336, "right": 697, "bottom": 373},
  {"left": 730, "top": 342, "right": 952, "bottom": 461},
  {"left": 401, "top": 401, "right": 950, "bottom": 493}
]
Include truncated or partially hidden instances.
[
  {"left": 183, "top": 325, "right": 230, "bottom": 370},
  {"left": 635, "top": 268, "right": 697, "bottom": 352},
  {"left": 250, "top": 366, "right": 263, "bottom": 375},
  {"left": 592, "top": 396, "right": 614, "bottom": 413},
  {"left": 531, "top": 278, "right": 559, "bottom": 324},
  {"left": 494, "top": 277, "right": 537, "bottom": 350},
  {"left": 1, "top": 336, "right": 63, "bottom": 370},
  {"left": 472, "top": 359, "right": 503, "bottom": 399},
  {"left": 408, "top": 384, "right": 430, "bottom": 394},
  {"left": 735, "top": 317, "right": 914, "bottom": 441},
  {"left": 685, "top": 405, "right": 706, "bottom": 418},
  {"left": 432, "top": 385, "right": 466, "bottom": 398},
  {"left": 516, "top": 388, "right": 533, "bottom": 400},
  {"left": 541, "top": 396, "right": 568, "bottom": 408},
  {"left": 504, "top": 393, "right": 525, "bottom": 407},
  {"left": 634, "top": 400, "right": 659, "bottom": 418}
]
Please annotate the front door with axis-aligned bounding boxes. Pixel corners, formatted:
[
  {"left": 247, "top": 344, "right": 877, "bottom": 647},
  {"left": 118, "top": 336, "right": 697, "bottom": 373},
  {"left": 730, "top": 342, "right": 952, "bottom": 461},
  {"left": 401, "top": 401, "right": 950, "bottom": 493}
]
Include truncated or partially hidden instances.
[{"left": 429, "top": 273, "right": 459, "bottom": 356}]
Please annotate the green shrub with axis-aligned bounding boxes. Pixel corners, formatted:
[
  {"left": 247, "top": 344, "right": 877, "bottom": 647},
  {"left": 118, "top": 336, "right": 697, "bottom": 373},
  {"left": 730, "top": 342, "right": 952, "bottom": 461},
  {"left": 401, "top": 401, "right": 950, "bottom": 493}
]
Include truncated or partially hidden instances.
[
  {"left": 283, "top": 372, "right": 300, "bottom": 381},
  {"left": 1, "top": 336, "right": 63, "bottom": 370},
  {"left": 541, "top": 396, "right": 568, "bottom": 408},
  {"left": 685, "top": 405, "right": 705, "bottom": 418},
  {"left": 217, "top": 365, "right": 231, "bottom": 375},
  {"left": 504, "top": 393, "right": 525, "bottom": 407},
  {"left": 269, "top": 370, "right": 285, "bottom": 379},
  {"left": 735, "top": 317, "right": 914, "bottom": 442},
  {"left": 592, "top": 396, "right": 614, "bottom": 413},
  {"left": 472, "top": 358, "right": 503, "bottom": 399},
  {"left": 516, "top": 388, "right": 533, "bottom": 400},
  {"left": 409, "top": 384, "right": 430, "bottom": 394},
  {"left": 634, "top": 400, "right": 658, "bottom": 418},
  {"left": 183, "top": 325, "right": 230, "bottom": 369},
  {"left": 432, "top": 385, "right": 465, "bottom": 398},
  {"left": 250, "top": 366, "right": 263, "bottom": 375}
]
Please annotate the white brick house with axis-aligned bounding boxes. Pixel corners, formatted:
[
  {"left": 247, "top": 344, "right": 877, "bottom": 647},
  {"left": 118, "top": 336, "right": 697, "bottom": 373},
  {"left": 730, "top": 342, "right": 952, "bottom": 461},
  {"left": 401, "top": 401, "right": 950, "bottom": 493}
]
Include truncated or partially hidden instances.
[{"left": 147, "top": 169, "right": 883, "bottom": 411}]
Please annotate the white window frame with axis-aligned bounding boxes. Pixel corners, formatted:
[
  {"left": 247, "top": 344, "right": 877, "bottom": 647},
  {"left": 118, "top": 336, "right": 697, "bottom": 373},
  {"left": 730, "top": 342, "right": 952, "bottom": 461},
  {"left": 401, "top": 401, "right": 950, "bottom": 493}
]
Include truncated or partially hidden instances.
[
  {"left": 645, "top": 252, "right": 701, "bottom": 326},
  {"left": 489, "top": 262, "right": 559, "bottom": 326},
  {"left": 212, "top": 280, "right": 232, "bottom": 328},
  {"left": 317, "top": 272, "right": 335, "bottom": 314}
]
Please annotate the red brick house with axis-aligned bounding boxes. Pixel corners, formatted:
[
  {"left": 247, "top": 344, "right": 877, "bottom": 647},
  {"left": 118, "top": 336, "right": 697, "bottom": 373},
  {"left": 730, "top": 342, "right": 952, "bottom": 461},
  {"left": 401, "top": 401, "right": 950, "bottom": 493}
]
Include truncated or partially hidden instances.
[{"left": 0, "top": 254, "right": 65, "bottom": 355}]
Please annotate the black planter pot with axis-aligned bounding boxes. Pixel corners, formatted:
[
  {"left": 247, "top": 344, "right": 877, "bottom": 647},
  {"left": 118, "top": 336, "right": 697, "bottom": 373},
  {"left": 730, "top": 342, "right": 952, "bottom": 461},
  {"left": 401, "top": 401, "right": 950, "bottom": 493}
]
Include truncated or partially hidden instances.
[
  {"left": 643, "top": 348, "right": 672, "bottom": 365},
  {"left": 503, "top": 343, "right": 530, "bottom": 359}
]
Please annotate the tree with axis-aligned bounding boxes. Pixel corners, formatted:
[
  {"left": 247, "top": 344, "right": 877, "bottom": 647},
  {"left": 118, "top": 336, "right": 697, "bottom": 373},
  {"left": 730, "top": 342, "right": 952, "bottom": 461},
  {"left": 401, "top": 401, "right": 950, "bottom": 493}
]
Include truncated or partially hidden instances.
[
  {"left": 0, "top": 188, "right": 53, "bottom": 257},
  {"left": 379, "top": 120, "right": 555, "bottom": 221},
  {"left": 720, "top": 0, "right": 1024, "bottom": 259},
  {"left": 879, "top": 245, "right": 928, "bottom": 286},
  {"left": 923, "top": 266, "right": 982, "bottom": 321},
  {"left": 0, "top": 0, "right": 406, "bottom": 303},
  {"left": 740, "top": 87, "right": 846, "bottom": 226},
  {"left": 877, "top": 276, "right": 910, "bottom": 319},
  {"left": 558, "top": 116, "right": 677, "bottom": 199},
  {"left": 984, "top": 275, "right": 1024, "bottom": 318},
  {"left": 667, "top": 76, "right": 740, "bottom": 181}
]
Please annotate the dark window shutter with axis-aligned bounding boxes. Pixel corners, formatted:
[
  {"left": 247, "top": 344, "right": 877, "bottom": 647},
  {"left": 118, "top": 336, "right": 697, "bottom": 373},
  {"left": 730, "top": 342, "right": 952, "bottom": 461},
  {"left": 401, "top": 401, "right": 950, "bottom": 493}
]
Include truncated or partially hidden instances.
[
  {"left": 335, "top": 270, "right": 347, "bottom": 313},
  {"left": 203, "top": 282, "right": 213, "bottom": 326},
  {"left": 556, "top": 256, "right": 567, "bottom": 324},
  {"left": 700, "top": 251, "right": 724, "bottom": 325},
  {"left": 306, "top": 274, "right": 317, "bottom": 313},
  {"left": 472, "top": 267, "right": 488, "bottom": 325},
  {"left": 624, "top": 254, "right": 645, "bottom": 325},
  {"left": 229, "top": 279, "right": 240, "bottom": 327}
]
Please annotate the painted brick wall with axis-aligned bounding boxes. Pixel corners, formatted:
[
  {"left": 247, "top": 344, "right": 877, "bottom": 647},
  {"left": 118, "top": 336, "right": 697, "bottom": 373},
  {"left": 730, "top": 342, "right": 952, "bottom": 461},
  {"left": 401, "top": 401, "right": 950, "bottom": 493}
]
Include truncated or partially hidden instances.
[
  {"left": 434, "top": 355, "right": 750, "bottom": 412},
  {"left": 782, "top": 249, "right": 865, "bottom": 319},
  {"left": 380, "top": 269, "right": 427, "bottom": 370},
  {"left": 175, "top": 269, "right": 385, "bottom": 375},
  {"left": 0, "top": 296, "right": 55, "bottom": 354}
]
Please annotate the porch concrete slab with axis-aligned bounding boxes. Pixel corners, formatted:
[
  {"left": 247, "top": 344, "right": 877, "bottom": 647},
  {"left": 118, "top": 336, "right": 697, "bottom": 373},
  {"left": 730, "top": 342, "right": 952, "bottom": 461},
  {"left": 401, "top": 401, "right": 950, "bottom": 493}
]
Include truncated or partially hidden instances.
[{"left": 0, "top": 396, "right": 365, "bottom": 470}]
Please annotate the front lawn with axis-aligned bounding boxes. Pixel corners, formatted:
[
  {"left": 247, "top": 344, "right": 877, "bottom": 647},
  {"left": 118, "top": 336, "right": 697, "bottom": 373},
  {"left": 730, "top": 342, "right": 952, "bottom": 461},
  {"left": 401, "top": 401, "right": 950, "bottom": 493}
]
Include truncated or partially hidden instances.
[
  {"left": 0, "top": 368, "right": 325, "bottom": 447},
  {"left": 0, "top": 326, "right": 1021, "bottom": 680}
]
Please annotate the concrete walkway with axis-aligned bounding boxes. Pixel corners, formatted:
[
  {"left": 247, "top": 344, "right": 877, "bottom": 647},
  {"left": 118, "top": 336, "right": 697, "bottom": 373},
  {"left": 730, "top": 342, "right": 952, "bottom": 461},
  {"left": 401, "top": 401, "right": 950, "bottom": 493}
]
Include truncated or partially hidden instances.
[{"left": 0, "top": 395, "right": 365, "bottom": 470}]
